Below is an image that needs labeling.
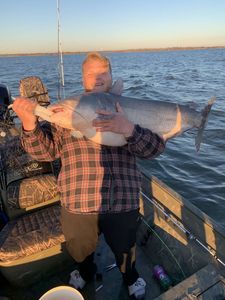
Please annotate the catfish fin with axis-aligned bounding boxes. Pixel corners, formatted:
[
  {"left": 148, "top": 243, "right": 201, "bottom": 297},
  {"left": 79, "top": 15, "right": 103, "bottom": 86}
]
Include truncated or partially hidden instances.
[
  {"left": 110, "top": 78, "right": 124, "bottom": 95},
  {"left": 195, "top": 97, "right": 216, "bottom": 151}
]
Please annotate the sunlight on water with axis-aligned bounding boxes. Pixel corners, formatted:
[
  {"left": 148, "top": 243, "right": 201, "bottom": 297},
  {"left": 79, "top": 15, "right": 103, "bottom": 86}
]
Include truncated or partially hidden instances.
[{"left": 0, "top": 49, "right": 225, "bottom": 227}]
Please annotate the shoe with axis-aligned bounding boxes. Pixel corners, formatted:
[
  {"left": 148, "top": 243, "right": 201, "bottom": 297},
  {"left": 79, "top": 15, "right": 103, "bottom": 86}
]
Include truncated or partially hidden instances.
[
  {"left": 128, "top": 277, "right": 146, "bottom": 299},
  {"left": 69, "top": 270, "right": 86, "bottom": 290}
]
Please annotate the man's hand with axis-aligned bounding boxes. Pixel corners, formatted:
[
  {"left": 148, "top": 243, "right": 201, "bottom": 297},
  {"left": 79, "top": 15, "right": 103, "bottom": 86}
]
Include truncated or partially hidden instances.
[
  {"left": 12, "top": 97, "right": 37, "bottom": 131},
  {"left": 92, "top": 102, "right": 134, "bottom": 138}
]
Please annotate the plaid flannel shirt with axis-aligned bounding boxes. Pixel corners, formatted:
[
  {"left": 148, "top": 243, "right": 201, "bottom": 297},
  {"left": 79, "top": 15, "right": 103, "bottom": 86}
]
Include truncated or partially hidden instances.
[{"left": 21, "top": 122, "right": 165, "bottom": 214}]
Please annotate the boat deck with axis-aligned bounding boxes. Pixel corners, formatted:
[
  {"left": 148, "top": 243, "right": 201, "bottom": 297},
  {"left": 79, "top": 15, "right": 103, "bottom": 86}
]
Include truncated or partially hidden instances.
[
  {"left": 1, "top": 235, "right": 162, "bottom": 300},
  {"left": 2, "top": 234, "right": 225, "bottom": 300}
]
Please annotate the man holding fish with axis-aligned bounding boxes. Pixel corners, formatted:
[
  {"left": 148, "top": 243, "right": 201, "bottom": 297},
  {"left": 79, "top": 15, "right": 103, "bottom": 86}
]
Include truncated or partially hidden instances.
[{"left": 12, "top": 52, "right": 165, "bottom": 299}]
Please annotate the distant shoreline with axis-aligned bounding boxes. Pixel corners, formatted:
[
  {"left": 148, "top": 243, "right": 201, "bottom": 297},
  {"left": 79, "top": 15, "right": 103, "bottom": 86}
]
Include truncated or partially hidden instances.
[{"left": 0, "top": 46, "right": 225, "bottom": 57}]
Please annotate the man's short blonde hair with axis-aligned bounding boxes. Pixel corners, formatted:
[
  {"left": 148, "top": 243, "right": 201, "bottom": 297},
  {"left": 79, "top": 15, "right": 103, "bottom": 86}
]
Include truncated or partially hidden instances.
[{"left": 82, "top": 52, "right": 112, "bottom": 74}]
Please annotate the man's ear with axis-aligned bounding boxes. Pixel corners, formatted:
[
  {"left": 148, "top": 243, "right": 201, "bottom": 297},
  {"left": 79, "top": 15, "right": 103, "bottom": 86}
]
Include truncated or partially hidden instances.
[{"left": 110, "top": 78, "right": 124, "bottom": 95}]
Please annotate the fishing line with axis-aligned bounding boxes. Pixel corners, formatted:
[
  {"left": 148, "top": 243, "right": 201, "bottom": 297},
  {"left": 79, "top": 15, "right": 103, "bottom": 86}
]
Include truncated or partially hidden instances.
[
  {"left": 140, "top": 190, "right": 225, "bottom": 268},
  {"left": 140, "top": 213, "right": 187, "bottom": 280},
  {"left": 57, "top": 0, "right": 65, "bottom": 101}
]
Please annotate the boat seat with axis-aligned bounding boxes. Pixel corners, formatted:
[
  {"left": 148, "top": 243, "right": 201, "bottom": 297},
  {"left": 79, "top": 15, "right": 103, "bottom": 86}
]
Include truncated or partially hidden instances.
[
  {"left": 0, "top": 205, "right": 64, "bottom": 262},
  {"left": 7, "top": 174, "right": 59, "bottom": 210},
  {"left": 0, "top": 135, "right": 60, "bottom": 220},
  {"left": 19, "top": 76, "right": 50, "bottom": 107},
  {"left": 0, "top": 204, "right": 73, "bottom": 287}
]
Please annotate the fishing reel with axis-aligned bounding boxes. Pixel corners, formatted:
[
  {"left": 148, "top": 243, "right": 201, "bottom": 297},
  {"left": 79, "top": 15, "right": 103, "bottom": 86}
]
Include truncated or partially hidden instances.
[{"left": 0, "top": 84, "right": 18, "bottom": 139}]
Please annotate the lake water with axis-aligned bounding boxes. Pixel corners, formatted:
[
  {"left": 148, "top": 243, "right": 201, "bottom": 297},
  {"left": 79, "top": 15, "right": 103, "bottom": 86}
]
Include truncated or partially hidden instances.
[{"left": 0, "top": 49, "right": 225, "bottom": 227}]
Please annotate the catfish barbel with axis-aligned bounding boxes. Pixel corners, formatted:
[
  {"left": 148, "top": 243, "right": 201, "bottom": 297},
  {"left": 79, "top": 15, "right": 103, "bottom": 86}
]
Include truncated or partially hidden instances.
[{"left": 33, "top": 92, "right": 215, "bottom": 151}]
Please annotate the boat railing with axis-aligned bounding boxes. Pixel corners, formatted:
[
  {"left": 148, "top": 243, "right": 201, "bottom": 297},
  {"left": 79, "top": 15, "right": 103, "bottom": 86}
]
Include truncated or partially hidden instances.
[{"left": 139, "top": 171, "right": 225, "bottom": 274}]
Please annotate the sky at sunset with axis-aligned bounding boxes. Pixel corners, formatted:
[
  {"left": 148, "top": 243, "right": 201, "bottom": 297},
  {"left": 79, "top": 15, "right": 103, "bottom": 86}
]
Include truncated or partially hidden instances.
[{"left": 1, "top": 0, "right": 225, "bottom": 54}]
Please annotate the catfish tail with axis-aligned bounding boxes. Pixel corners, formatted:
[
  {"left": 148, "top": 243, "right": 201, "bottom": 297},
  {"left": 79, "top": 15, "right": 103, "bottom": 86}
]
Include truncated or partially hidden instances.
[{"left": 195, "top": 97, "right": 216, "bottom": 151}]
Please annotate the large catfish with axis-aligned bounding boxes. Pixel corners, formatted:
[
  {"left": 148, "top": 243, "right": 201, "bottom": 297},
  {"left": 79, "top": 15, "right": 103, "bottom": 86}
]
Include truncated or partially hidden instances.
[{"left": 34, "top": 92, "right": 215, "bottom": 151}]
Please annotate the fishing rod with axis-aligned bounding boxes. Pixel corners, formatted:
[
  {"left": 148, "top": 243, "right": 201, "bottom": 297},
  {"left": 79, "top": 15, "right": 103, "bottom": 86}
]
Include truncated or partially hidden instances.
[
  {"left": 140, "top": 191, "right": 225, "bottom": 268},
  {"left": 57, "top": 0, "right": 65, "bottom": 101}
]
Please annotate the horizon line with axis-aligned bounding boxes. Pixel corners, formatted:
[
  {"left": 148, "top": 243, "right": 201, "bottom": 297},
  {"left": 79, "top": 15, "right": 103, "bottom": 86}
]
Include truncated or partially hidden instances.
[{"left": 1, "top": 45, "right": 225, "bottom": 57}]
